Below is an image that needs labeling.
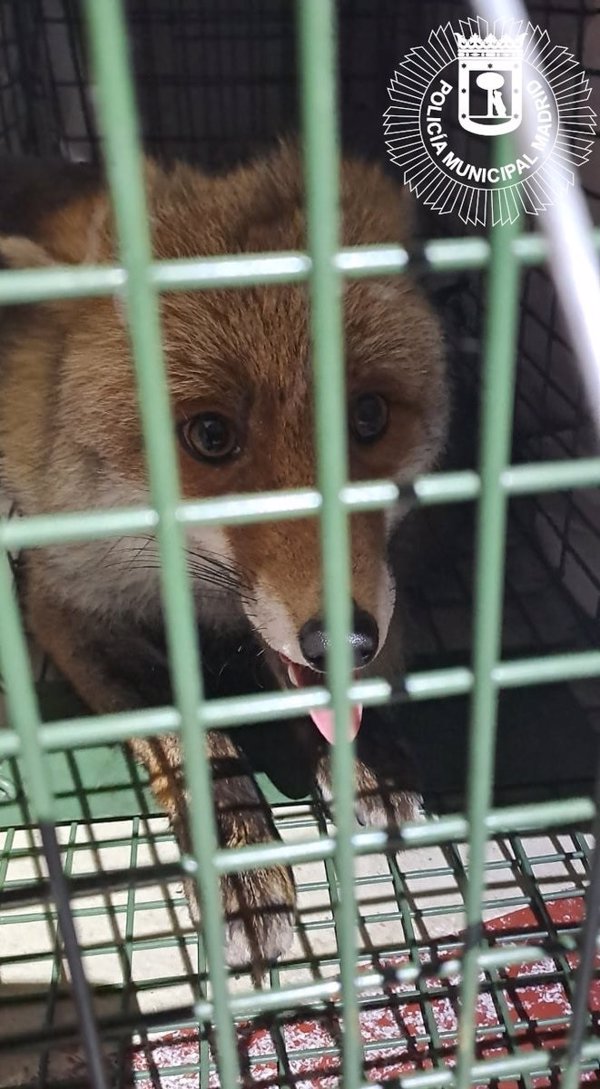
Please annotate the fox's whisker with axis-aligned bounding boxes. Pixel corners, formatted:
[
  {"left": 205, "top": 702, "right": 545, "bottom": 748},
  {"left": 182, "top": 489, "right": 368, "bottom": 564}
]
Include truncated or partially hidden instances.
[{"left": 97, "top": 536, "right": 256, "bottom": 598}]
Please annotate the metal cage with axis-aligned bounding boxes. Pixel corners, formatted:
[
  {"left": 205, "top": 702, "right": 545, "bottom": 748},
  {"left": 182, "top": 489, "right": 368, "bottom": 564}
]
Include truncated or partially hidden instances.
[{"left": 1, "top": 1, "right": 600, "bottom": 1087}]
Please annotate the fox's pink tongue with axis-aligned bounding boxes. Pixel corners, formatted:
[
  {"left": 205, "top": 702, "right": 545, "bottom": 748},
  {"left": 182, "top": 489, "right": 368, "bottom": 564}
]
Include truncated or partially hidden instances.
[
  {"left": 308, "top": 705, "right": 363, "bottom": 743},
  {"left": 287, "top": 661, "right": 363, "bottom": 743}
]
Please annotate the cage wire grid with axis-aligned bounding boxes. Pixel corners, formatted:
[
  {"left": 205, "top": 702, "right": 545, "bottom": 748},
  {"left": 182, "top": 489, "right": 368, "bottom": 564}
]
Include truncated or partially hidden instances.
[{"left": 0, "top": 0, "right": 600, "bottom": 1088}]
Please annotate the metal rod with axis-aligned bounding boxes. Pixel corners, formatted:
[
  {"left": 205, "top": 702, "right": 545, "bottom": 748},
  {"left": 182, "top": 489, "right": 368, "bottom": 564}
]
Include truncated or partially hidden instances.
[
  {"left": 0, "top": 229, "right": 599, "bottom": 304},
  {"left": 5, "top": 456, "right": 600, "bottom": 553},
  {"left": 2, "top": 797, "right": 593, "bottom": 906},
  {"left": 473, "top": 0, "right": 600, "bottom": 436},
  {"left": 3, "top": 649, "right": 600, "bottom": 760},
  {"left": 83, "top": 1, "right": 239, "bottom": 1083},
  {"left": 455, "top": 136, "right": 522, "bottom": 1088},
  {"left": 39, "top": 822, "right": 109, "bottom": 1089},
  {"left": 1, "top": 932, "right": 596, "bottom": 1055},
  {"left": 562, "top": 749, "right": 600, "bottom": 1088},
  {"left": 297, "top": 1, "right": 362, "bottom": 1084}
]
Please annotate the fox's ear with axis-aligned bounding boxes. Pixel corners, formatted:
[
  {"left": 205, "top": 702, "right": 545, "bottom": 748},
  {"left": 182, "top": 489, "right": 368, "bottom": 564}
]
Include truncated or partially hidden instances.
[
  {"left": 0, "top": 235, "right": 55, "bottom": 270},
  {"left": 45, "top": 161, "right": 160, "bottom": 264},
  {"left": 40, "top": 192, "right": 111, "bottom": 264},
  {"left": 0, "top": 158, "right": 110, "bottom": 264}
]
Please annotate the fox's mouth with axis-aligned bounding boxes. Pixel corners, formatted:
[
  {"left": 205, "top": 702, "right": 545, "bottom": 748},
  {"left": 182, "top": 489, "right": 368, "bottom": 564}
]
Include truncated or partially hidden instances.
[{"left": 277, "top": 653, "right": 363, "bottom": 744}]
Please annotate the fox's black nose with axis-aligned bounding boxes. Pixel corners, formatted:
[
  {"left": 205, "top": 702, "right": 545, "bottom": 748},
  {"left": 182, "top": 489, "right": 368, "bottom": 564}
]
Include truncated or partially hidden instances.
[{"left": 298, "top": 606, "right": 379, "bottom": 672}]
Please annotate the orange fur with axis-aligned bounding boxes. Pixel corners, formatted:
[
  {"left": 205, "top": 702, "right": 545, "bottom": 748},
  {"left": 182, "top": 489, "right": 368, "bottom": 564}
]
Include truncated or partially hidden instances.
[
  {"left": 0, "top": 144, "right": 447, "bottom": 965},
  {"left": 0, "top": 145, "right": 446, "bottom": 655}
]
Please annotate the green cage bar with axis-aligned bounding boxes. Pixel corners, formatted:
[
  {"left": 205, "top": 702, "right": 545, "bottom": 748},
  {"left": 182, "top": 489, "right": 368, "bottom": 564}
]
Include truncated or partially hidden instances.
[
  {"left": 0, "top": 227, "right": 599, "bottom": 308},
  {"left": 83, "top": 1, "right": 240, "bottom": 1085},
  {"left": 297, "top": 1, "right": 362, "bottom": 1085},
  {"left": 3, "top": 452, "right": 600, "bottom": 556},
  {"left": 0, "top": 526, "right": 109, "bottom": 1086},
  {"left": 456, "top": 144, "right": 522, "bottom": 1087},
  {"left": 0, "top": 0, "right": 599, "bottom": 1086},
  {"left": 0, "top": 553, "right": 54, "bottom": 822}
]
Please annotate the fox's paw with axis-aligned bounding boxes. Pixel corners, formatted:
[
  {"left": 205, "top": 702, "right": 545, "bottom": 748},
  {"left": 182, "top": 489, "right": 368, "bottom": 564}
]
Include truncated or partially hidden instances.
[
  {"left": 222, "top": 865, "right": 296, "bottom": 968},
  {"left": 316, "top": 723, "right": 422, "bottom": 832},
  {"left": 185, "top": 864, "right": 295, "bottom": 970},
  {"left": 352, "top": 765, "right": 423, "bottom": 829},
  {"left": 317, "top": 762, "right": 421, "bottom": 830}
]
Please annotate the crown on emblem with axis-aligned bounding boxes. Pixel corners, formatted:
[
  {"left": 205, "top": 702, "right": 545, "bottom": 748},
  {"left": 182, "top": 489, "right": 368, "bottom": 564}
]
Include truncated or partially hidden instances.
[{"left": 455, "top": 32, "right": 525, "bottom": 60}]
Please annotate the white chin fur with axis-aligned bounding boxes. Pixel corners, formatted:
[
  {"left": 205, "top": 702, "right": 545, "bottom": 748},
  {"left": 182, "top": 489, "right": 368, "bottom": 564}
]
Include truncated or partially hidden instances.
[{"left": 243, "top": 577, "right": 304, "bottom": 663}]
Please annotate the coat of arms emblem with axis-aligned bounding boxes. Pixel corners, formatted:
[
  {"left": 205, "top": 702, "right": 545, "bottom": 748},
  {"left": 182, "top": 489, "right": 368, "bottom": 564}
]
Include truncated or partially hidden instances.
[{"left": 456, "top": 31, "right": 525, "bottom": 136}]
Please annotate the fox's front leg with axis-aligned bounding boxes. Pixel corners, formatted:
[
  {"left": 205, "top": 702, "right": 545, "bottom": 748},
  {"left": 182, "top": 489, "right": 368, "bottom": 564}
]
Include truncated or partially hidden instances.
[{"left": 26, "top": 577, "right": 295, "bottom": 968}]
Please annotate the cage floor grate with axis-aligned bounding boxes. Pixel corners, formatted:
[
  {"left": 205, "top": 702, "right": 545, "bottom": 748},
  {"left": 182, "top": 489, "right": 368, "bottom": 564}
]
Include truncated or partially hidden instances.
[{"left": 0, "top": 806, "right": 596, "bottom": 1088}]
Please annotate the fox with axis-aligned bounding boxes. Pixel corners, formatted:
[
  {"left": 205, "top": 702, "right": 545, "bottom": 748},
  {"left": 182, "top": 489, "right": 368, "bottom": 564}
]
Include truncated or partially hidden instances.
[{"left": 0, "top": 145, "right": 448, "bottom": 968}]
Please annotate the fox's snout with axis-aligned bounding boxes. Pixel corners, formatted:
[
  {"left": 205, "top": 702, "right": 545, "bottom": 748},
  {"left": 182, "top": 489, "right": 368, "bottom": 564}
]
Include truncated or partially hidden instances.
[
  {"left": 247, "top": 574, "right": 390, "bottom": 674},
  {"left": 298, "top": 606, "right": 379, "bottom": 672},
  {"left": 222, "top": 509, "right": 396, "bottom": 672}
]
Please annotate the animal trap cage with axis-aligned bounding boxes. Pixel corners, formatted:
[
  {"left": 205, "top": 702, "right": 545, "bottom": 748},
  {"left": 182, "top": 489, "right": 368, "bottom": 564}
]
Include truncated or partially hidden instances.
[{"left": 0, "top": 1, "right": 600, "bottom": 1087}]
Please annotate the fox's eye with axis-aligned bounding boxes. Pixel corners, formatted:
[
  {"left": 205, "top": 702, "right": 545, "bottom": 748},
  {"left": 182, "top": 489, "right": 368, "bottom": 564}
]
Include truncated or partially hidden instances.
[
  {"left": 350, "top": 393, "right": 389, "bottom": 443},
  {"left": 178, "top": 413, "right": 239, "bottom": 462}
]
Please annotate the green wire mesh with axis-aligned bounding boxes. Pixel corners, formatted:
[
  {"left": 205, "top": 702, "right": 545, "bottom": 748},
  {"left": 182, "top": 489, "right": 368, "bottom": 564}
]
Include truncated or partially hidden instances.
[
  {"left": 0, "top": 1, "right": 600, "bottom": 1087},
  {"left": 1, "top": 808, "right": 598, "bottom": 1086}
]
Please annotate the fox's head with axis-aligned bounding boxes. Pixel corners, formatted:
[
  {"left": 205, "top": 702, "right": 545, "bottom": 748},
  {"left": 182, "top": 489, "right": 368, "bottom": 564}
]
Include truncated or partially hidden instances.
[{"left": 0, "top": 146, "right": 447, "bottom": 734}]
